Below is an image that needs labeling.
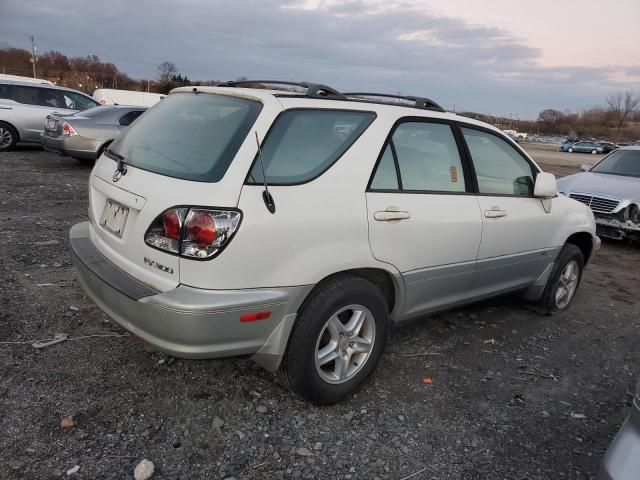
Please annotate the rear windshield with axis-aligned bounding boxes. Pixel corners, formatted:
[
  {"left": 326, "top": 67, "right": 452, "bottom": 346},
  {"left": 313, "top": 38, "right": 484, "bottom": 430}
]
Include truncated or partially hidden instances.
[{"left": 109, "top": 92, "right": 263, "bottom": 182}]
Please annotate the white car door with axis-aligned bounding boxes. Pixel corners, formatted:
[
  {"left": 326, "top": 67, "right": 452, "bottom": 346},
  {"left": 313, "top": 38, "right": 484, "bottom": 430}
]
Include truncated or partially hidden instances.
[
  {"left": 459, "top": 126, "right": 559, "bottom": 295},
  {"left": 366, "top": 120, "right": 483, "bottom": 319}
]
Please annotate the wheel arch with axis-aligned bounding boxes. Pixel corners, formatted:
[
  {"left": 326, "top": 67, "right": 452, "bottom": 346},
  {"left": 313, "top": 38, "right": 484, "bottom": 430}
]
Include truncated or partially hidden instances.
[{"left": 565, "top": 231, "right": 594, "bottom": 264}]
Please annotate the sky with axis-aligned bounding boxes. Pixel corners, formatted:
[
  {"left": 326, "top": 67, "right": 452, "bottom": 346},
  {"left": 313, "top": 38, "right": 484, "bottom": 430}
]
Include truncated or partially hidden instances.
[{"left": 1, "top": 0, "right": 639, "bottom": 118}]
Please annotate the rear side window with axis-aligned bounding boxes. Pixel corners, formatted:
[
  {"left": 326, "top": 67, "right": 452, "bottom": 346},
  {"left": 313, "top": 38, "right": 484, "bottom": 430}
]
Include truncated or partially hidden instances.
[
  {"left": 109, "top": 93, "right": 263, "bottom": 182},
  {"left": 11, "top": 85, "right": 41, "bottom": 105},
  {"left": 248, "top": 109, "right": 375, "bottom": 185},
  {"left": 461, "top": 127, "right": 535, "bottom": 196},
  {"left": 369, "top": 121, "right": 466, "bottom": 193},
  {"left": 0, "top": 84, "right": 10, "bottom": 99}
]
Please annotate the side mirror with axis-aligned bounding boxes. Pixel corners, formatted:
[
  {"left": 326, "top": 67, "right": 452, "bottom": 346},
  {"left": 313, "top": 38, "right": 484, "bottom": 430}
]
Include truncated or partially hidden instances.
[
  {"left": 580, "top": 164, "right": 591, "bottom": 172},
  {"left": 534, "top": 172, "right": 557, "bottom": 198}
]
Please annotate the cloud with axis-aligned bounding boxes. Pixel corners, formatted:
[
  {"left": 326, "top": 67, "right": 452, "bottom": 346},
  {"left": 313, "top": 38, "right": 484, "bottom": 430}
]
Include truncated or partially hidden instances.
[{"left": 1, "top": 0, "right": 637, "bottom": 117}]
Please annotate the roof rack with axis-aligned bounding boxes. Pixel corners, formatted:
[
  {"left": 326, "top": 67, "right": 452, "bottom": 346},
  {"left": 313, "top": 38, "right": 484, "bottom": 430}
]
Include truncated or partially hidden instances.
[
  {"left": 217, "top": 80, "right": 346, "bottom": 99},
  {"left": 342, "top": 92, "right": 445, "bottom": 112}
]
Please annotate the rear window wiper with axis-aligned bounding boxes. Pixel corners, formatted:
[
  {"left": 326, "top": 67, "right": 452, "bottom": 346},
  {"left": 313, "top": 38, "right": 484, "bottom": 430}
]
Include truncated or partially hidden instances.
[{"left": 105, "top": 148, "right": 128, "bottom": 179}]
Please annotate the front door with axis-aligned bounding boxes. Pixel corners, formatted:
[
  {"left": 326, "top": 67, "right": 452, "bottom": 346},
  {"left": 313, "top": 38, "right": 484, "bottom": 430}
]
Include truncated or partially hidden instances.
[
  {"left": 459, "top": 126, "right": 558, "bottom": 296},
  {"left": 366, "top": 120, "right": 482, "bottom": 319}
]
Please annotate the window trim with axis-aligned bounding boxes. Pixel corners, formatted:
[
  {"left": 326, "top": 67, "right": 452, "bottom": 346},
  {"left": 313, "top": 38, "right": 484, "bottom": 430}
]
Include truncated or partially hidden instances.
[
  {"left": 244, "top": 107, "right": 377, "bottom": 187},
  {"left": 367, "top": 116, "right": 475, "bottom": 195},
  {"left": 455, "top": 122, "right": 540, "bottom": 199}
]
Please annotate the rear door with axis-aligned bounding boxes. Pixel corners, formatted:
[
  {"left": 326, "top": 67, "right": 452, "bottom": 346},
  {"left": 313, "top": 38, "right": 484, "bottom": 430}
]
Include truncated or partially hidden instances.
[
  {"left": 10, "top": 85, "right": 75, "bottom": 141},
  {"left": 366, "top": 119, "right": 482, "bottom": 319},
  {"left": 459, "top": 126, "right": 558, "bottom": 295}
]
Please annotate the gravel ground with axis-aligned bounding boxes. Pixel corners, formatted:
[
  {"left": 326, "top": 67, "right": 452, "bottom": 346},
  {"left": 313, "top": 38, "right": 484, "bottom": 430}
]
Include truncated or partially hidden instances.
[{"left": 1, "top": 147, "right": 639, "bottom": 480}]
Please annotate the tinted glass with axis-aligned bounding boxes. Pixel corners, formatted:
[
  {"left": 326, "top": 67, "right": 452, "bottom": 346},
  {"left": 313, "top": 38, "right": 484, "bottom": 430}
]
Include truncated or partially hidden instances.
[
  {"left": 62, "top": 91, "right": 99, "bottom": 110},
  {"left": 11, "top": 85, "right": 41, "bottom": 105},
  {"left": 249, "top": 109, "right": 375, "bottom": 184},
  {"left": 0, "top": 84, "right": 10, "bottom": 99},
  {"left": 590, "top": 149, "right": 640, "bottom": 177},
  {"left": 370, "top": 144, "right": 399, "bottom": 190},
  {"left": 110, "top": 93, "right": 262, "bottom": 182},
  {"left": 118, "top": 110, "right": 145, "bottom": 126},
  {"left": 392, "top": 122, "right": 465, "bottom": 192},
  {"left": 462, "top": 127, "right": 534, "bottom": 195}
]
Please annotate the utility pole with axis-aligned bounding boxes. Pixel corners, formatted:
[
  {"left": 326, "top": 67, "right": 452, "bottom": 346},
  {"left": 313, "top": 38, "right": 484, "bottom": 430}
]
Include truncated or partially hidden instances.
[{"left": 30, "top": 36, "right": 38, "bottom": 78}]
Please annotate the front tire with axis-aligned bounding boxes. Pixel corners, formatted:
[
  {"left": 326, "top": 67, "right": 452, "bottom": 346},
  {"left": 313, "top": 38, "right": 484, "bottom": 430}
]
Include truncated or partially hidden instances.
[
  {"left": 0, "top": 122, "right": 18, "bottom": 152},
  {"left": 279, "top": 275, "right": 388, "bottom": 405},
  {"left": 568, "top": 147, "right": 574, "bottom": 153},
  {"left": 534, "top": 244, "right": 584, "bottom": 315}
]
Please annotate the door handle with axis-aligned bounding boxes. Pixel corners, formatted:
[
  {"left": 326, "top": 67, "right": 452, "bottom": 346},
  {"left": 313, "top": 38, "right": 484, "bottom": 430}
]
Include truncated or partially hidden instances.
[
  {"left": 484, "top": 207, "right": 507, "bottom": 218},
  {"left": 374, "top": 209, "right": 411, "bottom": 221}
]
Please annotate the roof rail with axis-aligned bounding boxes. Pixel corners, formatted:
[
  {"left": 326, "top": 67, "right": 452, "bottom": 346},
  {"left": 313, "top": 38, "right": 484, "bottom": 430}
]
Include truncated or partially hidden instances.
[
  {"left": 218, "top": 80, "right": 346, "bottom": 99},
  {"left": 342, "top": 92, "right": 445, "bottom": 112}
]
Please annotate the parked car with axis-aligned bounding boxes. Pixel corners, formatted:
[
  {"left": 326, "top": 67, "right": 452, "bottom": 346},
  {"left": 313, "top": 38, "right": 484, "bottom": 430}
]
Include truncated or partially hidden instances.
[
  {"left": 0, "top": 79, "right": 99, "bottom": 151},
  {"left": 599, "top": 378, "right": 640, "bottom": 480},
  {"left": 40, "top": 105, "right": 147, "bottom": 163},
  {"left": 93, "top": 88, "right": 165, "bottom": 107},
  {"left": 561, "top": 141, "right": 576, "bottom": 152},
  {"left": 0, "top": 74, "right": 54, "bottom": 85},
  {"left": 598, "top": 141, "right": 619, "bottom": 154},
  {"left": 69, "top": 81, "right": 599, "bottom": 405},
  {"left": 566, "top": 141, "right": 604, "bottom": 154},
  {"left": 557, "top": 146, "right": 640, "bottom": 241}
]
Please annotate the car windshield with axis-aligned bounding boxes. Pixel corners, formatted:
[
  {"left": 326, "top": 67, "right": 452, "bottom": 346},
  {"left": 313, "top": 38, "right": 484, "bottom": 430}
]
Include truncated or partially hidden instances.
[
  {"left": 109, "top": 92, "right": 263, "bottom": 182},
  {"left": 590, "top": 149, "right": 640, "bottom": 177}
]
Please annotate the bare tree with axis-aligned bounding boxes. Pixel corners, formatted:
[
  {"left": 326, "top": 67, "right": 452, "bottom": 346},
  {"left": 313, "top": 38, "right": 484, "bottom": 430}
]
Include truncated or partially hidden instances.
[
  {"left": 157, "top": 61, "right": 177, "bottom": 82},
  {"left": 606, "top": 90, "right": 640, "bottom": 136}
]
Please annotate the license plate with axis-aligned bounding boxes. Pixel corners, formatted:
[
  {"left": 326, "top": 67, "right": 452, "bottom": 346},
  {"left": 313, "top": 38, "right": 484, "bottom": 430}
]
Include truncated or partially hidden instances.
[
  {"left": 100, "top": 199, "right": 129, "bottom": 238},
  {"left": 46, "top": 119, "right": 56, "bottom": 130}
]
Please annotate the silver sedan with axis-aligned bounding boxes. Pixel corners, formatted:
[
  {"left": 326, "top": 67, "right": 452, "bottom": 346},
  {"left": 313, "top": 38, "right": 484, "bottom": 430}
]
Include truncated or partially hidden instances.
[
  {"left": 557, "top": 146, "right": 640, "bottom": 241},
  {"left": 39, "top": 105, "right": 146, "bottom": 163}
]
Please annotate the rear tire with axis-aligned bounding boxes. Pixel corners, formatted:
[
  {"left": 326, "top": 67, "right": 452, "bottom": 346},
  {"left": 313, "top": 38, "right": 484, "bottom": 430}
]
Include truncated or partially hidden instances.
[
  {"left": 533, "top": 244, "right": 584, "bottom": 315},
  {"left": 0, "top": 122, "right": 18, "bottom": 152},
  {"left": 279, "top": 275, "right": 388, "bottom": 405},
  {"left": 591, "top": 149, "right": 597, "bottom": 154}
]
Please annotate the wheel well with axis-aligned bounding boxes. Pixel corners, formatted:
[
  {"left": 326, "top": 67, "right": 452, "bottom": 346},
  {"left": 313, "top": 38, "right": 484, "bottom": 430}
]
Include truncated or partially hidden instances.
[
  {"left": 97, "top": 140, "right": 112, "bottom": 157},
  {"left": 0, "top": 121, "right": 19, "bottom": 142},
  {"left": 308, "top": 268, "right": 397, "bottom": 314},
  {"left": 565, "top": 232, "right": 593, "bottom": 263}
]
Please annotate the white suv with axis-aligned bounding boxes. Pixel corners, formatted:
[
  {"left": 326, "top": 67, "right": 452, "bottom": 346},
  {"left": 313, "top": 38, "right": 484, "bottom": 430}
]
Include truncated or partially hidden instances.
[{"left": 70, "top": 81, "right": 599, "bottom": 404}]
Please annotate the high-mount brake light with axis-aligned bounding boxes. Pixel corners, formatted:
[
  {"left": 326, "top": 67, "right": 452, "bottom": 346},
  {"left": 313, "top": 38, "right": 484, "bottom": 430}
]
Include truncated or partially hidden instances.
[
  {"left": 62, "top": 122, "right": 78, "bottom": 136},
  {"left": 144, "top": 208, "right": 241, "bottom": 260}
]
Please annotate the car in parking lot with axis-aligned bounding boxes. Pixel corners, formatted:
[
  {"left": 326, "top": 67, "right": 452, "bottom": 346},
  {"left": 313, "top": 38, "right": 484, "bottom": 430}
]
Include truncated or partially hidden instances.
[
  {"left": 566, "top": 141, "right": 604, "bottom": 154},
  {"left": 557, "top": 146, "right": 640, "bottom": 241},
  {"left": 40, "top": 105, "right": 147, "bottom": 163},
  {"left": 70, "top": 81, "right": 600, "bottom": 405},
  {"left": 0, "top": 79, "right": 100, "bottom": 151},
  {"left": 599, "top": 378, "right": 640, "bottom": 480},
  {"left": 598, "top": 142, "right": 619, "bottom": 154}
]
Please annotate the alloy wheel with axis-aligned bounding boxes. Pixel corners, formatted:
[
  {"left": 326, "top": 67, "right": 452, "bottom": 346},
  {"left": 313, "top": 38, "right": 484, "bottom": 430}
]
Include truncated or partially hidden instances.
[
  {"left": 314, "top": 304, "right": 376, "bottom": 384},
  {"left": 0, "top": 127, "right": 12, "bottom": 148},
  {"left": 555, "top": 260, "right": 579, "bottom": 309}
]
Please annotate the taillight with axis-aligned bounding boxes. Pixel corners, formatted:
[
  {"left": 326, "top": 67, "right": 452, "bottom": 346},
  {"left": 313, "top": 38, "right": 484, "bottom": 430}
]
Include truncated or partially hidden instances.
[
  {"left": 62, "top": 122, "right": 78, "bottom": 136},
  {"left": 144, "top": 208, "right": 241, "bottom": 260}
]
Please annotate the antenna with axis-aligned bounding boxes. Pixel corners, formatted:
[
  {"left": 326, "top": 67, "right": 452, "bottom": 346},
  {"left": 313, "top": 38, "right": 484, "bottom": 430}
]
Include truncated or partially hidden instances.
[{"left": 255, "top": 131, "right": 275, "bottom": 214}]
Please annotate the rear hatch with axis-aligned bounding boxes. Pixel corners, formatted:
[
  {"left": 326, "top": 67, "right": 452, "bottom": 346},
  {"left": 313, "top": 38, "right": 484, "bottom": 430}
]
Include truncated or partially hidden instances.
[{"left": 87, "top": 89, "right": 276, "bottom": 292}]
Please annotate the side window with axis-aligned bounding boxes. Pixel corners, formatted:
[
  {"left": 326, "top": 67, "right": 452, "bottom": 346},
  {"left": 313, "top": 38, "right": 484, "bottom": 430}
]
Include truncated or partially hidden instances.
[
  {"left": 0, "top": 84, "right": 10, "bottom": 99},
  {"left": 118, "top": 110, "right": 144, "bottom": 126},
  {"left": 11, "top": 86, "right": 41, "bottom": 105},
  {"left": 62, "top": 91, "right": 99, "bottom": 111},
  {"left": 370, "top": 145, "right": 399, "bottom": 190},
  {"left": 461, "top": 127, "right": 534, "bottom": 196},
  {"left": 38, "top": 88, "right": 64, "bottom": 108},
  {"left": 369, "top": 121, "right": 466, "bottom": 193},
  {"left": 248, "top": 109, "right": 375, "bottom": 185}
]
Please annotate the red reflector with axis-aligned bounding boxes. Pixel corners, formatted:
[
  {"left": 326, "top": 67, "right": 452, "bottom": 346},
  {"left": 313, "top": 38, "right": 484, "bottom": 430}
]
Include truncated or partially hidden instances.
[
  {"left": 187, "top": 211, "right": 217, "bottom": 247},
  {"left": 240, "top": 311, "right": 271, "bottom": 322},
  {"left": 163, "top": 210, "right": 181, "bottom": 240}
]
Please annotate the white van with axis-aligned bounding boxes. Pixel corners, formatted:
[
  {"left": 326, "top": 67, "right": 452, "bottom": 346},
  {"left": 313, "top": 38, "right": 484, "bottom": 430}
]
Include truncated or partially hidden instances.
[{"left": 93, "top": 89, "right": 165, "bottom": 107}]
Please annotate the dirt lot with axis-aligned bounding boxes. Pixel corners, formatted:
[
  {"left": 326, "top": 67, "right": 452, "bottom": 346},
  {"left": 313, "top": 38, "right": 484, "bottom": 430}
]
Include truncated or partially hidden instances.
[{"left": 1, "top": 146, "right": 638, "bottom": 480}]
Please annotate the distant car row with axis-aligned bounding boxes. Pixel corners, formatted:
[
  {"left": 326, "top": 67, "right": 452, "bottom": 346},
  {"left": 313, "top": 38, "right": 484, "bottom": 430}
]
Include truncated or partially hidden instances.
[
  {"left": 0, "top": 78, "right": 156, "bottom": 160},
  {"left": 560, "top": 140, "right": 619, "bottom": 154}
]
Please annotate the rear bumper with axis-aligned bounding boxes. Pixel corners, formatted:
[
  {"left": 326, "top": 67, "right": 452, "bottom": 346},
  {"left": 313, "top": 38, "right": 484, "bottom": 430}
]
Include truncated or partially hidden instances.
[
  {"left": 599, "top": 398, "right": 640, "bottom": 480},
  {"left": 69, "top": 222, "right": 311, "bottom": 363},
  {"left": 40, "top": 133, "right": 100, "bottom": 160}
]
